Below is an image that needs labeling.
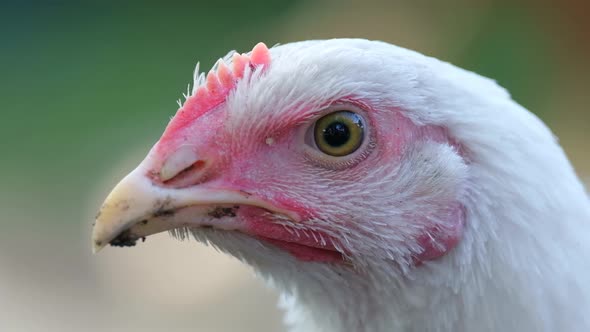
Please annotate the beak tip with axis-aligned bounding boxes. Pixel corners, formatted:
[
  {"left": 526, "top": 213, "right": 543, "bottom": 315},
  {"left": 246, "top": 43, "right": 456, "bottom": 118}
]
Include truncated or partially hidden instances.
[{"left": 92, "top": 240, "right": 105, "bottom": 254}]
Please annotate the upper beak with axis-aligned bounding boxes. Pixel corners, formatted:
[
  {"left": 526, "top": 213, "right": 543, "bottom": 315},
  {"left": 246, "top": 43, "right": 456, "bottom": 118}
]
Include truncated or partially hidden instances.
[{"left": 91, "top": 166, "right": 296, "bottom": 253}]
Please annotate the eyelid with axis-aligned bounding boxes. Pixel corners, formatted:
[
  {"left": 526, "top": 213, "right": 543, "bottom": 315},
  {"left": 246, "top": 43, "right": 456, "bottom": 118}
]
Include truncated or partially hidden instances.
[{"left": 301, "top": 103, "right": 374, "bottom": 170}]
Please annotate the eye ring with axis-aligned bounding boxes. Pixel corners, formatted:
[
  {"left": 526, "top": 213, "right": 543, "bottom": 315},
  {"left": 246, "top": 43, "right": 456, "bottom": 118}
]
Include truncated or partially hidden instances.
[{"left": 314, "top": 111, "right": 364, "bottom": 156}]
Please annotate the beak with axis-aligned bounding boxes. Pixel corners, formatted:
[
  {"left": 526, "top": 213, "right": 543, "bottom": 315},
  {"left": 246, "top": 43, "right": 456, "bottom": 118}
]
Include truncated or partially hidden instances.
[{"left": 91, "top": 166, "right": 296, "bottom": 253}]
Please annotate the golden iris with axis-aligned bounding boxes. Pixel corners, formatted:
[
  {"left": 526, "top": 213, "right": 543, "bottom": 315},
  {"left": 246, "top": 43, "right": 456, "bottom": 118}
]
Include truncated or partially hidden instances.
[{"left": 314, "top": 111, "right": 364, "bottom": 156}]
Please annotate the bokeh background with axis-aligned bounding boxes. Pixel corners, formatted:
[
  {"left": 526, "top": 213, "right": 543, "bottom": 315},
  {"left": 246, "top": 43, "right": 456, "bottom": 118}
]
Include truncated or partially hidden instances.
[{"left": 1, "top": 1, "right": 588, "bottom": 331}]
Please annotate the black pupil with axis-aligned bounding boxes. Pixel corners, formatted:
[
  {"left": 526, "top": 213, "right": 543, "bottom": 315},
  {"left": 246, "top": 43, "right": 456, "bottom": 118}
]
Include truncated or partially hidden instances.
[{"left": 323, "top": 122, "right": 350, "bottom": 147}]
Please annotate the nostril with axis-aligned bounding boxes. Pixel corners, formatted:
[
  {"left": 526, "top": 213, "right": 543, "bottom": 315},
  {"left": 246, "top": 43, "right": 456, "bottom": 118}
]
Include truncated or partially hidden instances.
[
  {"left": 159, "top": 146, "right": 206, "bottom": 184},
  {"left": 162, "top": 160, "right": 206, "bottom": 185}
]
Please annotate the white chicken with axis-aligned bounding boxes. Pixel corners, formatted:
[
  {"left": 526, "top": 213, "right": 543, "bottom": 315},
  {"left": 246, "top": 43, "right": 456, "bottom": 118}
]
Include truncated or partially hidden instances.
[{"left": 92, "top": 39, "right": 590, "bottom": 332}]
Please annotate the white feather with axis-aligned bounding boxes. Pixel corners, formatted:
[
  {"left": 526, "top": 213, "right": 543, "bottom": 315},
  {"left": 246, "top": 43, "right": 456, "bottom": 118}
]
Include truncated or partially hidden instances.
[{"left": 189, "top": 39, "right": 590, "bottom": 332}]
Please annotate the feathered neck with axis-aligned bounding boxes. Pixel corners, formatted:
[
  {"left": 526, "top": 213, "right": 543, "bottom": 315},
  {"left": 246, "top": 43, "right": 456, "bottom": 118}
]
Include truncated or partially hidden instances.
[{"left": 275, "top": 112, "right": 590, "bottom": 331}]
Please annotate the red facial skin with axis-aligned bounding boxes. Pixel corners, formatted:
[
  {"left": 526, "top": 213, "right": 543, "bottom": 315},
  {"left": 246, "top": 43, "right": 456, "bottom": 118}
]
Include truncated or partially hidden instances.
[
  {"left": 151, "top": 99, "right": 464, "bottom": 264},
  {"left": 148, "top": 45, "right": 464, "bottom": 265}
]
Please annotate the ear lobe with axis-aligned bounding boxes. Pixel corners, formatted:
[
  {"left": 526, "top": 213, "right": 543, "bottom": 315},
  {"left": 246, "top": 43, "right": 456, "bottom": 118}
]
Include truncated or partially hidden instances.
[{"left": 398, "top": 142, "right": 468, "bottom": 263}]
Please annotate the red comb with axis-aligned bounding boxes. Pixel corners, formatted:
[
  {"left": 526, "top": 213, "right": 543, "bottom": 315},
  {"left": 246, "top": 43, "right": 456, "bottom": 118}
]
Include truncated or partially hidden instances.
[{"left": 163, "top": 42, "right": 271, "bottom": 136}]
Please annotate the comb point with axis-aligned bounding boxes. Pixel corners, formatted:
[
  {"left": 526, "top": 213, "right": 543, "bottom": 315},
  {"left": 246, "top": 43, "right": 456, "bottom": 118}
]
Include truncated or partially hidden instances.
[
  {"left": 206, "top": 71, "right": 221, "bottom": 94},
  {"left": 195, "top": 86, "right": 209, "bottom": 100},
  {"left": 216, "top": 60, "right": 233, "bottom": 88},
  {"left": 232, "top": 54, "right": 248, "bottom": 79},
  {"left": 250, "top": 42, "right": 271, "bottom": 67}
]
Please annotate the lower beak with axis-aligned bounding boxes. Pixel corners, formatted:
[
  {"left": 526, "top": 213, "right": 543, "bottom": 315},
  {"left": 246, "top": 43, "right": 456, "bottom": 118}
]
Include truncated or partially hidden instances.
[{"left": 91, "top": 167, "right": 294, "bottom": 253}]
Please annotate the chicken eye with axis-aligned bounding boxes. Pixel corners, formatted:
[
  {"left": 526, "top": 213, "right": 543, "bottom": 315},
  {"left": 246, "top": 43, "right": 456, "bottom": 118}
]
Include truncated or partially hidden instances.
[{"left": 314, "top": 111, "right": 364, "bottom": 156}]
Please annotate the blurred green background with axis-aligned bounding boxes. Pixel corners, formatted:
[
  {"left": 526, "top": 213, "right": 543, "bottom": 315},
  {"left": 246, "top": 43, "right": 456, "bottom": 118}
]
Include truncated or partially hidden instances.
[{"left": 1, "top": 1, "right": 588, "bottom": 331}]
